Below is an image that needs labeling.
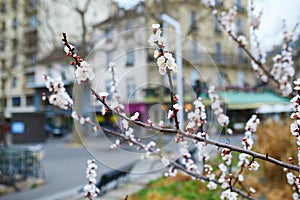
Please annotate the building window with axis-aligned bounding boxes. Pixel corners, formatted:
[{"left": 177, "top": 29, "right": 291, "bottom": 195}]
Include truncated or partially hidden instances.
[
  {"left": 12, "top": 77, "right": 17, "bottom": 88},
  {"left": 126, "top": 50, "right": 134, "bottom": 66},
  {"left": 12, "top": 38, "right": 18, "bottom": 50},
  {"left": 235, "top": 0, "right": 243, "bottom": 10},
  {"left": 237, "top": 71, "right": 245, "bottom": 87},
  {"left": 29, "top": 15, "right": 39, "bottom": 28},
  {"left": 29, "top": 54, "right": 37, "bottom": 68},
  {"left": 26, "top": 95, "right": 34, "bottom": 106},
  {"left": 217, "top": 72, "right": 225, "bottom": 87},
  {"left": 12, "top": 97, "right": 21, "bottom": 107},
  {"left": 1, "top": 59, "right": 6, "bottom": 70},
  {"left": 105, "top": 27, "right": 113, "bottom": 41},
  {"left": 30, "top": 0, "right": 38, "bottom": 7},
  {"left": 238, "top": 47, "right": 244, "bottom": 63},
  {"left": 12, "top": 0, "right": 18, "bottom": 10},
  {"left": 236, "top": 18, "right": 243, "bottom": 35},
  {"left": 106, "top": 50, "right": 114, "bottom": 67},
  {"left": 13, "top": 18, "right": 18, "bottom": 30},
  {"left": 126, "top": 78, "right": 136, "bottom": 99},
  {"left": 26, "top": 73, "right": 35, "bottom": 84},
  {"left": 215, "top": 0, "right": 223, "bottom": 6},
  {"left": 215, "top": 43, "right": 224, "bottom": 63},
  {"left": 189, "top": 10, "right": 198, "bottom": 31},
  {"left": 0, "top": 99, "right": 6, "bottom": 107},
  {"left": 214, "top": 15, "right": 222, "bottom": 35},
  {"left": 125, "top": 20, "right": 133, "bottom": 31},
  {"left": 1, "top": 21, "right": 6, "bottom": 32},
  {"left": 12, "top": 55, "right": 17, "bottom": 68},
  {"left": 1, "top": 3, "right": 6, "bottom": 14},
  {"left": 190, "top": 40, "right": 198, "bottom": 58},
  {"left": 0, "top": 40, "right": 6, "bottom": 51}
]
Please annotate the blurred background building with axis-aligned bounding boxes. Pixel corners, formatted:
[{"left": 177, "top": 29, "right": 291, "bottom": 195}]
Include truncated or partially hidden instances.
[{"left": 0, "top": 0, "right": 296, "bottom": 143}]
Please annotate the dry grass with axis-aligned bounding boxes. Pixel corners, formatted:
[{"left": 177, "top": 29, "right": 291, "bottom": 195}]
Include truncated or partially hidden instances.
[{"left": 245, "top": 118, "right": 296, "bottom": 199}]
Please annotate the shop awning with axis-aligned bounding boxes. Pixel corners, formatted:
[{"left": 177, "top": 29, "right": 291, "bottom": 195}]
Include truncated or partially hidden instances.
[{"left": 218, "top": 91, "right": 290, "bottom": 110}]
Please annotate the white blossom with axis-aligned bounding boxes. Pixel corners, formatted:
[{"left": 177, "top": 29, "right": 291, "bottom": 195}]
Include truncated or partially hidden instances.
[
  {"left": 152, "top": 24, "right": 160, "bottom": 29},
  {"left": 208, "top": 86, "right": 229, "bottom": 127},
  {"left": 220, "top": 189, "right": 238, "bottom": 200},
  {"left": 173, "top": 103, "right": 182, "bottom": 111},
  {"left": 84, "top": 159, "right": 99, "bottom": 199},
  {"left": 251, "top": 61, "right": 268, "bottom": 82},
  {"left": 286, "top": 172, "right": 295, "bottom": 185},
  {"left": 167, "top": 110, "right": 174, "bottom": 119},
  {"left": 207, "top": 181, "right": 217, "bottom": 190},
  {"left": 64, "top": 44, "right": 75, "bottom": 54},
  {"left": 292, "top": 192, "right": 299, "bottom": 200},
  {"left": 238, "top": 174, "right": 244, "bottom": 182},
  {"left": 122, "top": 119, "right": 129, "bottom": 130},
  {"left": 44, "top": 75, "right": 73, "bottom": 110},
  {"left": 99, "top": 91, "right": 109, "bottom": 99},
  {"left": 249, "top": 13, "right": 261, "bottom": 29},
  {"left": 249, "top": 187, "right": 256, "bottom": 194},
  {"left": 148, "top": 26, "right": 165, "bottom": 47},
  {"left": 248, "top": 161, "right": 260, "bottom": 171},
  {"left": 130, "top": 112, "right": 140, "bottom": 121},
  {"left": 75, "top": 61, "right": 95, "bottom": 84},
  {"left": 237, "top": 35, "right": 247, "bottom": 47}
]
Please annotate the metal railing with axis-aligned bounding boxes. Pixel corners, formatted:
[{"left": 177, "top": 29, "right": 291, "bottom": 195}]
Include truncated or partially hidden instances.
[{"left": 0, "top": 145, "right": 44, "bottom": 189}]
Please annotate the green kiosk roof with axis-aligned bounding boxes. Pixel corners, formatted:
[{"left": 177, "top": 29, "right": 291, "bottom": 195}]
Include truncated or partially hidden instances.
[{"left": 218, "top": 91, "right": 290, "bottom": 110}]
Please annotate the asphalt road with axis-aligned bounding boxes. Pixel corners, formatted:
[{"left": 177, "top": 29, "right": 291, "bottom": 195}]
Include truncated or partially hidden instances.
[
  {"left": 0, "top": 136, "right": 96, "bottom": 200},
  {"left": 0, "top": 131, "right": 244, "bottom": 200},
  {"left": 0, "top": 133, "right": 145, "bottom": 200}
]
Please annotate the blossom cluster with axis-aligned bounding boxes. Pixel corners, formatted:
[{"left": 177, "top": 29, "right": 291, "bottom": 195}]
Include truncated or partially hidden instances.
[
  {"left": 208, "top": 85, "right": 229, "bottom": 126},
  {"left": 149, "top": 24, "right": 178, "bottom": 75},
  {"left": 271, "top": 52, "right": 294, "bottom": 96},
  {"left": 148, "top": 24, "right": 165, "bottom": 48},
  {"left": 108, "top": 62, "right": 121, "bottom": 101},
  {"left": 62, "top": 34, "right": 95, "bottom": 84},
  {"left": 242, "top": 114, "right": 259, "bottom": 150},
  {"left": 237, "top": 35, "right": 248, "bottom": 47},
  {"left": 270, "top": 23, "right": 297, "bottom": 96},
  {"left": 249, "top": 0, "right": 262, "bottom": 30},
  {"left": 285, "top": 169, "right": 300, "bottom": 200},
  {"left": 83, "top": 159, "right": 100, "bottom": 199},
  {"left": 220, "top": 189, "right": 238, "bottom": 200},
  {"left": 186, "top": 98, "right": 207, "bottom": 135},
  {"left": 43, "top": 75, "right": 73, "bottom": 110},
  {"left": 179, "top": 140, "right": 198, "bottom": 173},
  {"left": 250, "top": 61, "right": 268, "bottom": 83},
  {"left": 219, "top": 7, "right": 237, "bottom": 35},
  {"left": 290, "top": 79, "right": 300, "bottom": 169},
  {"left": 202, "top": 0, "right": 215, "bottom": 7}
]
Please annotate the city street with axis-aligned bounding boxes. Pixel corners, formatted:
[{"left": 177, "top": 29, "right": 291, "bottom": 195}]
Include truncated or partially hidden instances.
[
  {"left": 0, "top": 132, "right": 166, "bottom": 200},
  {"left": 0, "top": 135, "right": 92, "bottom": 200},
  {"left": 0, "top": 133, "right": 141, "bottom": 200},
  {"left": 0, "top": 129, "right": 245, "bottom": 200}
]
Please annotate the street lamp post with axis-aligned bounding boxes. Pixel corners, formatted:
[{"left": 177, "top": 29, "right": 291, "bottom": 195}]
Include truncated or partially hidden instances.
[{"left": 160, "top": 13, "right": 184, "bottom": 129}]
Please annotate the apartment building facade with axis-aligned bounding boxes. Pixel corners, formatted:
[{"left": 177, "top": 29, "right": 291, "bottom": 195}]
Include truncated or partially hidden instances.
[
  {"left": 91, "top": 0, "right": 253, "bottom": 124},
  {"left": 0, "top": 0, "right": 108, "bottom": 142}
]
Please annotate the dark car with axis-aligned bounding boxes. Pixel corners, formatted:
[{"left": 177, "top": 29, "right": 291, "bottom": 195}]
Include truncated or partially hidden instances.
[{"left": 44, "top": 124, "right": 68, "bottom": 137}]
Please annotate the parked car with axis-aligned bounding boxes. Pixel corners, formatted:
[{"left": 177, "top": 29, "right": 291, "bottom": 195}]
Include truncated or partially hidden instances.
[{"left": 44, "top": 124, "right": 68, "bottom": 137}]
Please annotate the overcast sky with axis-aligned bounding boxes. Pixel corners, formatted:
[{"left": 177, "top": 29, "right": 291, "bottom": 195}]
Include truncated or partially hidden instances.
[
  {"left": 254, "top": 0, "right": 300, "bottom": 51},
  {"left": 115, "top": 0, "right": 300, "bottom": 51}
]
